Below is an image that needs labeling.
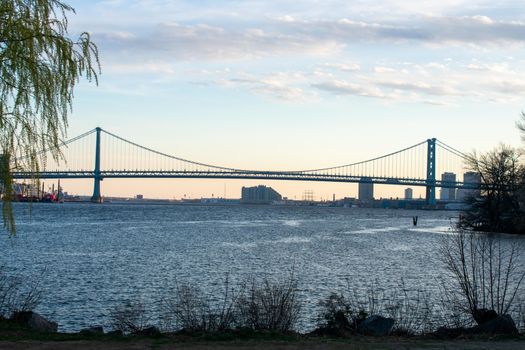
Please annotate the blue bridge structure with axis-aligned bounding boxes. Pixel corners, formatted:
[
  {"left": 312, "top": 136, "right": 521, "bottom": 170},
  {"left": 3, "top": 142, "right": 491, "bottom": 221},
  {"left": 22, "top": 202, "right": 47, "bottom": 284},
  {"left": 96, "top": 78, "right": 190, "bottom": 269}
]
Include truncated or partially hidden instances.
[{"left": 12, "top": 127, "right": 478, "bottom": 205}]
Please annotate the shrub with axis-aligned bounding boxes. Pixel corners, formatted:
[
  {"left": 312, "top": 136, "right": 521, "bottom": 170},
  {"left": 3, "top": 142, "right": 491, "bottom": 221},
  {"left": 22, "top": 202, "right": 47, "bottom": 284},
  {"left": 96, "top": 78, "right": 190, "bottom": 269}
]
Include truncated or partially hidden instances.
[
  {"left": 317, "top": 293, "right": 359, "bottom": 334},
  {"left": 162, "top": 277, "right": 238, "bottom": 332},
  {"left": 384, "top": 283, "right": 433, "bottom": 335},
  {"left": 109, "top": 299, "right": 150, "bottom": 334},
  {"left": 439, "top": 230, "right": 525, "bottom": 325},
  {"left": 0, "top": 267, "right": 41, "bottom": 318},
  {"left": 236, "top": 275, "right": 301, "bottom": 332},
  {"left": 317, "top": 280, "right": 436, "bottom": 336}
]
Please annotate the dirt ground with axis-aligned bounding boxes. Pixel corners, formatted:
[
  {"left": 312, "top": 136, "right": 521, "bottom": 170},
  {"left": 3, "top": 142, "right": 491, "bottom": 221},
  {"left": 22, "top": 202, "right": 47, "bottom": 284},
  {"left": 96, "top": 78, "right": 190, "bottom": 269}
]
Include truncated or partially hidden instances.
[{"left": 0, "top": 339, "right": 524, "bottom": 350}]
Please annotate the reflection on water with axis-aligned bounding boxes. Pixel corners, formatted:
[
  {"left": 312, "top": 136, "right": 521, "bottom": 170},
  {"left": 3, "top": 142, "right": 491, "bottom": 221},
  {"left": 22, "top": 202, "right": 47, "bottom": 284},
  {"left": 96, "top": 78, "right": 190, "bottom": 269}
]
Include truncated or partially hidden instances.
[{"left": 0, "top": 202, "right": 514, "bottom": 332}]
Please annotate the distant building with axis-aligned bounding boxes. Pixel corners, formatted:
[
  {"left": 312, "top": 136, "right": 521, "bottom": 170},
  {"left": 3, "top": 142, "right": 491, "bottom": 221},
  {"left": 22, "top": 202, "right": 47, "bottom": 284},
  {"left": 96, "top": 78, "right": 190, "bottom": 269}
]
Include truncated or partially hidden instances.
[
  {"left": 404, "top": 188, "right": 413, "bottom": 200},
  {"left": 457, "top": 171, "right": 482, "bottom": 201},
  {"left": 358, "top": 177, "right": 374, "bottom": 201},
  {"left": 136, "top": 194, "right": 143, "bottom": 200},
  {"left": 440, "top": 172, "right": 457, "bottom": 201},
  {"left": 241, "top": 185, "right": 282, "bottom": 204}
]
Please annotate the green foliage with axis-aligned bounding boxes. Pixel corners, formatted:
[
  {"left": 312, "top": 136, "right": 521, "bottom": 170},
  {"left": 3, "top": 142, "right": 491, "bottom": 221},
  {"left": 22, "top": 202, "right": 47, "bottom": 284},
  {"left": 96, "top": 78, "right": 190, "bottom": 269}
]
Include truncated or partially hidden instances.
[
  {"left": 0, "top": 0, "right": 99, "bottom": 233},
  {"left": 459, "top": 145, "right": 525, "bottom": 234}
]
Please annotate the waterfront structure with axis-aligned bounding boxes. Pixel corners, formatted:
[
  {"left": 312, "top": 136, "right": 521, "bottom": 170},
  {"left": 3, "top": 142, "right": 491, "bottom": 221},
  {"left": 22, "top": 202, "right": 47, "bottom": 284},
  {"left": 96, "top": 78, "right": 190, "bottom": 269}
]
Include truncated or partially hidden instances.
[
  {"left": 241, "top": 185, "right": 282, "bottom": 204},
  {"left": 303, "top": 189, "right": 314, "bottom": 202},
  {"left": 358, "top": 177, "right": 374, "bottom": 201},
  {"left": 457, "top": 171, "right": 482, "bottom": 201},
  {"left": 440, "top": 172, "right": 456, "bottom": 201},
  {"left": 404, "top": 188, "right": 413, "bottom": 200}
]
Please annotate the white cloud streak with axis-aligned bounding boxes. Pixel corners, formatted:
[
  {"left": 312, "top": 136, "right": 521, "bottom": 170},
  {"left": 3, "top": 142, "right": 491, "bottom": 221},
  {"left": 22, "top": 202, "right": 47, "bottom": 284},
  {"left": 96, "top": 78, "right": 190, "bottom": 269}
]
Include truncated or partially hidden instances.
[
  {"left": 95, "top": 15, "right": 525, "bottom": 64},
  {"left": 80, "top": 1, "right": 525, "bottom": 106}
]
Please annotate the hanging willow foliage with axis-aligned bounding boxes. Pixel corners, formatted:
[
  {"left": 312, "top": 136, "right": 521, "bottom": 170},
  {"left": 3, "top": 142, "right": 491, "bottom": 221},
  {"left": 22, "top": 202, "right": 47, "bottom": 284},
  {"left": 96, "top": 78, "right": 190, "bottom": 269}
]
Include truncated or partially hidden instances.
[{"left": 0, "top": 0, "right": 100, "bottom": 233}]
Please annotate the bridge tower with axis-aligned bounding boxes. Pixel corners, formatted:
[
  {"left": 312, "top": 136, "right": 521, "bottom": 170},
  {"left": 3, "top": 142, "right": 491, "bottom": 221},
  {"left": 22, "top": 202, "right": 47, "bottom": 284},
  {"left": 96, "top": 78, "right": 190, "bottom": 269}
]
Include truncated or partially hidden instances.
[
  {"left": 90, "top": 127, "right": 102, "bottom": 203},
  {"left": 425, "top": 138, "right": 436, "bottom": 206}
]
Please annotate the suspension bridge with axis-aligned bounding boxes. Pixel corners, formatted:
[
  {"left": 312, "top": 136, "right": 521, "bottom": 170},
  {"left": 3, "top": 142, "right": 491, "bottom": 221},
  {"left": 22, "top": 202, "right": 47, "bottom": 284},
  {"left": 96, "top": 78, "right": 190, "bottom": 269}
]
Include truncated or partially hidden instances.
[{"left": 11, "top": 127, "right": 479, "bottom": 205}]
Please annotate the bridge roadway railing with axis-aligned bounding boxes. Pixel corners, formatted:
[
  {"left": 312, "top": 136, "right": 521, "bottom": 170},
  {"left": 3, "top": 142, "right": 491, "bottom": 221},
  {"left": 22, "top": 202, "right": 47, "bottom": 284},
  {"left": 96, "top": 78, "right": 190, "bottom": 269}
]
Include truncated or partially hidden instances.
[{"left": 11, "top": 170, "right": 481, "bottom": 190}]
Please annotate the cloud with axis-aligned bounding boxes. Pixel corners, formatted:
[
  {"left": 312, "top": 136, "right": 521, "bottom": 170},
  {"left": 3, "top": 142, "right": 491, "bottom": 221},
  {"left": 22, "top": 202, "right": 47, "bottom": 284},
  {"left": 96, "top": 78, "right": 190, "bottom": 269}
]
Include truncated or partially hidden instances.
[
  {"left": 423, "top": 99, "right": 450, "bottom": 106},
  {"left": 489, "top": 81, "right": 525, "bottom": 95},
  {"left": 105, "top": 62, "right": 176, "bottom": 75},
  {"left": 312, "top": 81, "right": 386, "bottom": 99},
  {"left": 82, "top": 2, "right": 525, "bottom": 106},
  {"left": 378, "top": 81, "right": 459, "bottom": 96},
  {"left": 466, "top": 62, "right": 511, "bottom": 73},
  {"left": 225, "top": 73, "right": 311, "bottom": 101},
  {"left": 309, "top": 57, "right": 525, "bottom": 104},
  {"left": 95, "top": 22, "right": 342, "bottom": 62},
  {"left": 320, "top": 63, "right": 361, "bottom": 71},
  {"left": 374, "top": 67, "right": 397, "bottom": 73},
  {"left": 94, "top": 14, "right": 525, "bottom": 66},
  {"left": 291, "top": 15, "right": 525, "bottom": 45}
]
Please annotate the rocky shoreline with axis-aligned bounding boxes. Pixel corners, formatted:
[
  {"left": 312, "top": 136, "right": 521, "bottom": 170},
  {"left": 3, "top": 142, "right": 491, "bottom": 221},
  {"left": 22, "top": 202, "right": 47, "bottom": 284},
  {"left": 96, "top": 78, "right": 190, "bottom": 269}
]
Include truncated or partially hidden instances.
[{"left": 2, "top": 310, "right": 522, "bottom": 340}]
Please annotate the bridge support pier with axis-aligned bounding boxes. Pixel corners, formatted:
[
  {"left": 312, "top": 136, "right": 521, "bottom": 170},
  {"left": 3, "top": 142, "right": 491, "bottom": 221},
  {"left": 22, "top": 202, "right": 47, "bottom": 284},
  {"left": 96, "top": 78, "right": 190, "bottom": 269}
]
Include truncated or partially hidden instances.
[
  {"left": 425, "top": 138, "right": 436, "bottom": 206},
  {"left": 91, "top": 127, "right": 103, "bottom": 203}
]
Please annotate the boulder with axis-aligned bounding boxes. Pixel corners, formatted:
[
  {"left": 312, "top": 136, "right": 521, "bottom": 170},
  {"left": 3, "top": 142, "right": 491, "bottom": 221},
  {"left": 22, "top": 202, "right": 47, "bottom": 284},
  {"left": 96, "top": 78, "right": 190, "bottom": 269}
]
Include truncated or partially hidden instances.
[
  {"left": 79, "top": 326, "right": 104, "bottom": 335},
  {"left": 11, "top": 311, "right": 58, "bottom": 333},
  {"left": 471, "top": 314, "right": 518, "bottom": 335},
  {"left": 356, "top": 315, "right": 394, "bottom": 336},
  {"left": 473, "top": 309, "right": 498, "bottom": 325}
]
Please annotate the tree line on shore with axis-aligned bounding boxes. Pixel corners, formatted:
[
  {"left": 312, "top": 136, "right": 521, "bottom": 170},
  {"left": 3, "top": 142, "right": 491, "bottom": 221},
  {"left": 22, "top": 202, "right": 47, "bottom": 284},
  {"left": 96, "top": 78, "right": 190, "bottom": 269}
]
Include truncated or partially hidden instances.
[{"left": 458, "top": 114, "right": 525, "bottom": 235}]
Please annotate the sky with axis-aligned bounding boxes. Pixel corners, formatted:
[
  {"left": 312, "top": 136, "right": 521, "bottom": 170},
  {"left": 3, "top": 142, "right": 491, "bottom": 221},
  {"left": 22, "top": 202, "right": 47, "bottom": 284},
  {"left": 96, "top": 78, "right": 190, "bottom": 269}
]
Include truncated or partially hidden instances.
[{"left": 57, "top": 0, "right": 525, "bottom": 200}]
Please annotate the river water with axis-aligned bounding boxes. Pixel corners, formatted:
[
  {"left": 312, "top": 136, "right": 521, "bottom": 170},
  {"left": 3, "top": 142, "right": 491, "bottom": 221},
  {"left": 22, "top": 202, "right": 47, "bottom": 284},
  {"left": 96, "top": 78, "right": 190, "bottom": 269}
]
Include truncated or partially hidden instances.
[{"left": 0, "top": 202, "right": 501, "bottom": 331}]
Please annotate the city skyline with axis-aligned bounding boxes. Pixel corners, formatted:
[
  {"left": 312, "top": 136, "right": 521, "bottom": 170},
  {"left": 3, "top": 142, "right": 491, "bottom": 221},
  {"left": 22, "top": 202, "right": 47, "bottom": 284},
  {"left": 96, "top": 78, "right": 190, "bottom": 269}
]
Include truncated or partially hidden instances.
[{"left": 58, "top": 0, "right": 525, "bottom": 199}]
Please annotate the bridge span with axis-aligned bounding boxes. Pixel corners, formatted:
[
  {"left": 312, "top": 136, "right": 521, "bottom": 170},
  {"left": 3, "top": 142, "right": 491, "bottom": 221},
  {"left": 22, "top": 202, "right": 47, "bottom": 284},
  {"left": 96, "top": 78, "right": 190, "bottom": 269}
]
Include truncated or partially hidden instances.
[{"left": 12, "top": 127, "right": 478, "bottom": 205}]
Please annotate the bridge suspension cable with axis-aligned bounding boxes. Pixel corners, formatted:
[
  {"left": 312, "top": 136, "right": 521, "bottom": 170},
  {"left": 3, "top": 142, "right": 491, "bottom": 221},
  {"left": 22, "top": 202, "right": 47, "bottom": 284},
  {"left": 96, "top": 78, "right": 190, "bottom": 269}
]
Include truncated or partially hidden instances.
[
  {"left": 11, "top": 127, "right": 476, "bottom": 202},
  {"left": 100, "top": 129, "right": 242, "bottom": 173},
  {"left": 295, "top": 140, "right": 428, "bottom": 180}
]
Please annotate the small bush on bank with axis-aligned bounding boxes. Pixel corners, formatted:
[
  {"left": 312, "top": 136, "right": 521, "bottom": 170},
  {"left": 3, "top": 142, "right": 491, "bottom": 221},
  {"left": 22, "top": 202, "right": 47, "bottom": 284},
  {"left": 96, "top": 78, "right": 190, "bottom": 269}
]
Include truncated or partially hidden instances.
[
  {"left": 439, "top": 230, "right": 525, "bottom": 326},
  {"left": 317, "top": 293, "right": 364, "bottom": 335},
  {"left": 163, "top": 284, "right": 213, "bottom": 332},
  {"left": 162, "top": 276, "right": 239, "bottom": 332},
  {"left": 236, "top": 275, "right": 301, "bottom": 332},
  {"left": 316, "top": 281, "right": 435, "bottom": 336},
  {"left": 0, "top": 267, "right": 41, "bottom": 318},
  {"left": 153, "top": 273, "right": 301, "bottom": 334},
  {"left": 384, "top": 283, "right": 433, "bottom": 335},
  {"left": 316, "top": 287, "right": 379, "bottom": 336},
  {"left": 109, "top": 299, "right": 150, "bottom": 334}
]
